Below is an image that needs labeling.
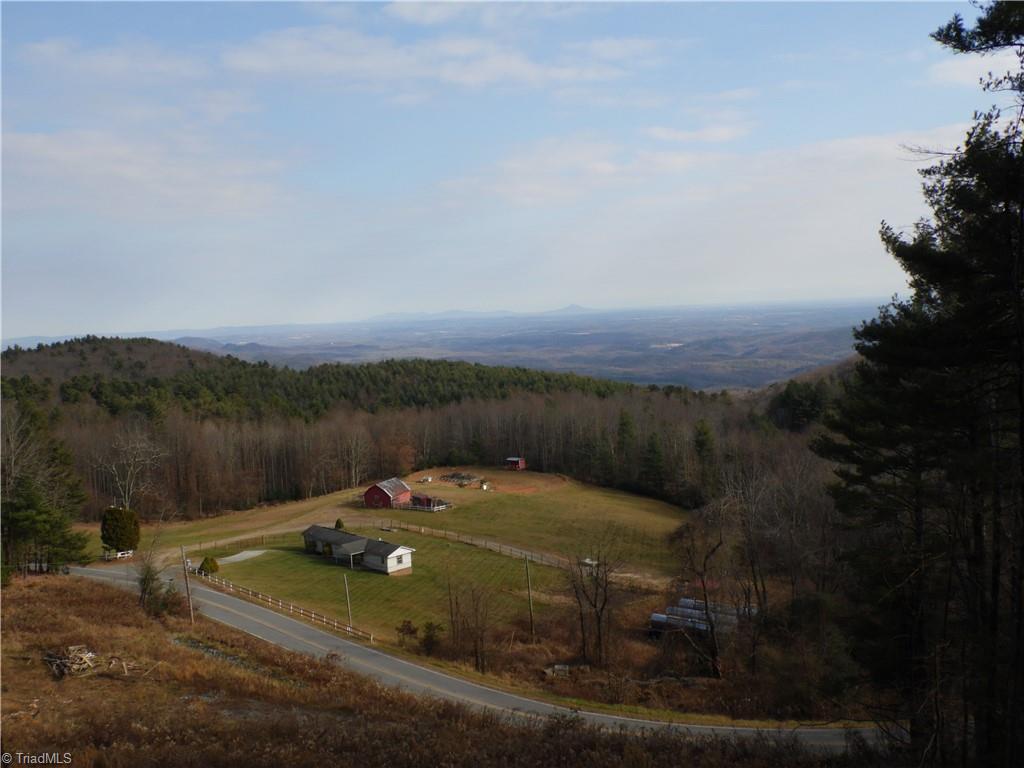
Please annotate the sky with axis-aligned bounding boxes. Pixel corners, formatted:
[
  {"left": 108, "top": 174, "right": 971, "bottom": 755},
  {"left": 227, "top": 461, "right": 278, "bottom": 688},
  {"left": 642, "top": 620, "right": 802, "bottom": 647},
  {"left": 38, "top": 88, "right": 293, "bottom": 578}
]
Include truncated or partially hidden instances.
[{"left": 2, "top": 1, "right": 1017, "bottom": 339}]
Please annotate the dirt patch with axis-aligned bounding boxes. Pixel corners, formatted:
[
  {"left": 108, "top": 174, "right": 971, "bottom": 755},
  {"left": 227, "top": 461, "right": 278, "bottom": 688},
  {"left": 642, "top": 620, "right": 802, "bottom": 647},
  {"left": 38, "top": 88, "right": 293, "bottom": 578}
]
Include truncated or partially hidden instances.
[
  {"left": 218, "top": 549, "right": 268, "bottom": 564},
  {"left": 507, "top": 589, "right": 574, "bottom": 607}
]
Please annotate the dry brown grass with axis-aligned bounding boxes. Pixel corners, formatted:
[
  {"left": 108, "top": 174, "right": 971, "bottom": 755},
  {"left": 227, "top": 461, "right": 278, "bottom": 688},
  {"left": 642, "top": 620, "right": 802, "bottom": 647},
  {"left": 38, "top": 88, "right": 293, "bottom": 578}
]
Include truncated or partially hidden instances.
[{"left": 0, "top": 576, "right": 885, "bottom": 767}]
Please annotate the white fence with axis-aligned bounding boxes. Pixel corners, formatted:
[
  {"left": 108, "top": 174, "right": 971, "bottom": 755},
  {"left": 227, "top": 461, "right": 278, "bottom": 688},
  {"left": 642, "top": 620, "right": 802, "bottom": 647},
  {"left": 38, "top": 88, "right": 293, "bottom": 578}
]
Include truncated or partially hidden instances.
[
  {"left": 187, "top": 522, "right": 569, "bottom": 571},
  {"left": 190, "top": 568, "right": 374, "bottom": 643},
  {"left": 368, "top": 518, "right": 569, "bottom": 570}
]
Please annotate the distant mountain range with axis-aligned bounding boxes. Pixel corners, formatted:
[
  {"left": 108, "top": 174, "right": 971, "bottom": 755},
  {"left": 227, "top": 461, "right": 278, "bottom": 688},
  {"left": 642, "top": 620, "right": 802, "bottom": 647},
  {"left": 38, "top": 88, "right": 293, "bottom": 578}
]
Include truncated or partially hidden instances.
[{"left": 3, "top": 300, "right": 880, "bottom": 389}]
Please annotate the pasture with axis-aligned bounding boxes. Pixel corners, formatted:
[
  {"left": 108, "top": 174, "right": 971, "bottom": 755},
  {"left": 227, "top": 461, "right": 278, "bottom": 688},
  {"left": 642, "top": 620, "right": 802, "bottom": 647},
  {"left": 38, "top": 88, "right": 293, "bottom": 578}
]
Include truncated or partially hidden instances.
[
  {"left": 79, "top": 468, "right": 687, "bottom": 577},
  {"left": 214, "top": 526, "right": 569, "bottom": 640},
  {"left": 346, "top": 468, "right": 687, "bottom": 576}
]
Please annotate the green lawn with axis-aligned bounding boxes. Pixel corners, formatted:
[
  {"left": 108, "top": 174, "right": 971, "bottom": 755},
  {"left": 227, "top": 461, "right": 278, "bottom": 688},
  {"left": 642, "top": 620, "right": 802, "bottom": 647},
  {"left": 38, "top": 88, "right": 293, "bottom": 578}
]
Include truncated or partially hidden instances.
[
  {"left": 78, "top": 469, "right": 687, "bottom": 578},
  {"left": 346, "top": 470, "right": 687, "bottom": 576},
  {"left": 215, "top": 527, "right": 568, "bottom": 641}
]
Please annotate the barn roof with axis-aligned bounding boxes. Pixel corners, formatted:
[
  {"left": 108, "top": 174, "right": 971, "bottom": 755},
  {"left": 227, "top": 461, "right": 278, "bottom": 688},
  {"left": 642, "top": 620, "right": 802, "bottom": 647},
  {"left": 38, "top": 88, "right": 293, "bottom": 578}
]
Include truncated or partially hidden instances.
[{"left": 371, "top": 477, "right": 412, "bottom": 498}]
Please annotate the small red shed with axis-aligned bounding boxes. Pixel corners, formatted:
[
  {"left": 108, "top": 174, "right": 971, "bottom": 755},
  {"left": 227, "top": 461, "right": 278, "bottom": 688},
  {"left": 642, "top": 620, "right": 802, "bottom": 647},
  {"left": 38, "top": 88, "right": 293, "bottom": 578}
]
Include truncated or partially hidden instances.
[
  {"left": 363, "top": 477, "right": 413, "bottom": 508},
  {"left": 505, "top": 456, "right": 527, "bottom": 471}
]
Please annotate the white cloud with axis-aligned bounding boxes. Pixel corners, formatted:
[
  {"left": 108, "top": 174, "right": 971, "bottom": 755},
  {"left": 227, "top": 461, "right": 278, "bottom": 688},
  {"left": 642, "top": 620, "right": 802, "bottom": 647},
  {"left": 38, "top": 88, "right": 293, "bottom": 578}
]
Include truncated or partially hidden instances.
[
  {"left": 564, "top": 37, "right": 660, "bottom": 62},
  {"left": 552, "top": 86, "right": 669, "bottom": 109},
  {"left": 928, "top": 48, "right": 1019, "bottom": 87},
  {"left": 222, "top": 25, "right": 621, "bottom": 87},
  {"left": 429, "top": 123, "right": 971, "bottom": 309},
  {"left": 385, "top": 2, "right": 586, "bottom": 30},
  {"left": 385, "top": 2, "right": 470, "bottom": 26},
  {"left": 648, "top": 123, "right": 750, "bottom": 143},
  {"left": 192, "top": 89, "right": 259, "bottom": 124},
  {"left": 3, "top": 130, "right": 281, "bottom": 218},
  {"left": 443, "top": 138, "right": 706, "bottom": 205},
  {"left": 22, "top": 38, "right": 206, "bottom": 79},
  {"left": 709, "top": 87, "right": 758, "bottom": 102}
]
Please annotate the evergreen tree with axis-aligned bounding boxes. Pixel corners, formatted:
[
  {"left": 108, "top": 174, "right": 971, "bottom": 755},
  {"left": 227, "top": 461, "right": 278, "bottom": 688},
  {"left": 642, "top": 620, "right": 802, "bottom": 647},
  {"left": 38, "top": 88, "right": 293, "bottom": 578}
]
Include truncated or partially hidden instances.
[
  {"left": 1, "top": 404, "right": 88, "bottom": 576},
  {"left": 100, "top": 507, "right": 141, "bottom": 552},
  {"left": 615, "top": 410, "right": 637, "bottom": 486},
  {"left": 639, "top": 434, "right": 666, "bottom": 498},
  {"left": 767, "top": 380, "right": 828, "bottom": 431},
  {"left": 816, "top": 6, "right": 1024, "bottom": 762},
  {"left": 693, "top": 419, "right": 718, "bottom": 499}
]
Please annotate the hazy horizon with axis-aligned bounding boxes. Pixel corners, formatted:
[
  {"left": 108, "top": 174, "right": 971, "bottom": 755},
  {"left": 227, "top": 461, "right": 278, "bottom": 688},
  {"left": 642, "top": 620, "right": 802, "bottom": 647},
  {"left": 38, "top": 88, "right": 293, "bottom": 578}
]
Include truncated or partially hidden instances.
[
  {"left": 2, "top": 295, "right": 889, "bottom": 346},
  {"left": 3, "top": 2, "right": 1006, "bottom": 338}
]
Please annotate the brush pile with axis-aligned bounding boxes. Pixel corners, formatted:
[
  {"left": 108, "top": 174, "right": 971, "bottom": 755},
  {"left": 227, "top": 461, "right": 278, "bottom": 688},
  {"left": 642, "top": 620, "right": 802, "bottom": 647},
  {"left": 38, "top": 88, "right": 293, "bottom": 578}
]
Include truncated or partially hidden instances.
[
  {"left": 440, "top": 472, "right": 480, "bottom": 485},
  {"left": 44, "top": 645, "right": 139, "bottom": 679}
]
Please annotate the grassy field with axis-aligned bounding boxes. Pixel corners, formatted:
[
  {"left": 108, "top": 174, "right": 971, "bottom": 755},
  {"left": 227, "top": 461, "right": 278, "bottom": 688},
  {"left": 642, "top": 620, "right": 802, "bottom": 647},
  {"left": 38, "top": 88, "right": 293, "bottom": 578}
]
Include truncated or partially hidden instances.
[
  {"left": 78, "top": 468, "right": 687, "bottom": 577},
  {"left": 346, "top": 469, "right": 687, "bottom": 576},
  {"left": 75, "top": 489, "right": 357, "bottom": 559},
  {"left": 215, "top": 526, "right": 569, "bottom": 640}
]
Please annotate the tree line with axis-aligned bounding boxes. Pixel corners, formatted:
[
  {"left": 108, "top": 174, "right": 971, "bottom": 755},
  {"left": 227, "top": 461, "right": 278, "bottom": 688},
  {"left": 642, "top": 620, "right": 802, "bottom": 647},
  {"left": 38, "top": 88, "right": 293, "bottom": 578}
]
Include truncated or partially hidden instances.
[{"left": 2, "top": 342, "right": 644, "bottom": 419}]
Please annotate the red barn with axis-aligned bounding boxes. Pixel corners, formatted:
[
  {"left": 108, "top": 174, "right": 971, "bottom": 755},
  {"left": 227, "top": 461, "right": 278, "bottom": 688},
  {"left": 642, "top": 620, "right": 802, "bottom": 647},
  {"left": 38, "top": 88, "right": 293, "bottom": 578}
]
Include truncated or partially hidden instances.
[
  {"left": 363, "top": 477, "right": 413, "bottom": 508},
  {"left": 505, "top": 456, "right": 527, "bottom": 471}
]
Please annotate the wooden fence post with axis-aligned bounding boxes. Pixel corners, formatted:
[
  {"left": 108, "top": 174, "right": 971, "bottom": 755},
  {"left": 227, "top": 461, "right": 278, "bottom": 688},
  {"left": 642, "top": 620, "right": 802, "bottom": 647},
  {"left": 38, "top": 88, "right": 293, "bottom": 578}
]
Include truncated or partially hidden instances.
[{"left": 525, "top": 555, "right": 535, "bottom": 642}]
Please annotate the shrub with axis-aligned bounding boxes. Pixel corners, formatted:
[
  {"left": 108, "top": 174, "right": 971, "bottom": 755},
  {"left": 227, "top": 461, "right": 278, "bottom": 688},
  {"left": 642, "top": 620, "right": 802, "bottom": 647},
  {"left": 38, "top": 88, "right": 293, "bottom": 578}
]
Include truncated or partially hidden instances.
[
  {"left": 396, "top": 619, "right": 418, "bottom": 647},
  {"left": 334, "top": 518, "right": 344, "bottom": 530},
  {"left": 137, "top": 562, "right": 186, "bottom": 618},
  {"left": 100, "top": 507, "right": 140, "bottom": 552},
  {"left": 420, "top": 622, "right": 444, "bottom": 656},
  {"left": 199, "top": 556, "right": 219, "bottom": 574}
]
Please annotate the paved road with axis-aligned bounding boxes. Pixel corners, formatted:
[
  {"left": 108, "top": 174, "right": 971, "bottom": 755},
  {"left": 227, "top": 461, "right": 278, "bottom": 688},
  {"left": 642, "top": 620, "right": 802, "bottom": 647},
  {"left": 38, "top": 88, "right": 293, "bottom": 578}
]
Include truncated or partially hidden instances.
[{"left": 70, "top": 565, "right": 873, "bottom": 751}]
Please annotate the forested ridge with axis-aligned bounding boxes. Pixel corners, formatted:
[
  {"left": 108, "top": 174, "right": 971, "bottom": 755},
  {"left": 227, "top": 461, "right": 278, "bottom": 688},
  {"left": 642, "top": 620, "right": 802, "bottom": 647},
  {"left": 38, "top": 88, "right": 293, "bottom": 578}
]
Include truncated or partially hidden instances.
[
  {"left": 1, "top": 336, "right": 639, "bottom": 418},
  {"left": 1, "top": 334, "right": 756, "bottom": 519}
]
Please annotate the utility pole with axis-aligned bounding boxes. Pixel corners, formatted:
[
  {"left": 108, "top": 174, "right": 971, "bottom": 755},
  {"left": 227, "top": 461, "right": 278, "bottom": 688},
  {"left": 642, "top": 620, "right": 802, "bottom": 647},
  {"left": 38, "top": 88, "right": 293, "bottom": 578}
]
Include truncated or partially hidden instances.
[
  {"left": 525, "top": 555, "right": 535, "bottom": 642},
  {"left": 344, "top": 573, "right": 353, "bottom": 628},
  {"left": 180, "top": 545, "right": 195, "bottom": 625}
]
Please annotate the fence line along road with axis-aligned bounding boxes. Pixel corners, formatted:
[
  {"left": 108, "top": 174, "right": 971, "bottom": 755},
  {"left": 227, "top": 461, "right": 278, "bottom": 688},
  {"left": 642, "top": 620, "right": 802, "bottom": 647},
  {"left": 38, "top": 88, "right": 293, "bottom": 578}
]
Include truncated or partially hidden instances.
[
  {"left": 186, "top": 521, "right": 569, "bottom": 570},
  {"left": 190, "top": 569, "right": 374, "bottom": 643}
]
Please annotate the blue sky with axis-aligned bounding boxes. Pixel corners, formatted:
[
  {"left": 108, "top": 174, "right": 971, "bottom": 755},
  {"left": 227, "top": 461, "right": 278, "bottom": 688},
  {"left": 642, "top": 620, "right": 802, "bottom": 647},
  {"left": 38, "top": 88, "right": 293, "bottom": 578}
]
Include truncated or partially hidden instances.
[{"left": 2, "top": 1, "right": 1015, "bottom": 338}]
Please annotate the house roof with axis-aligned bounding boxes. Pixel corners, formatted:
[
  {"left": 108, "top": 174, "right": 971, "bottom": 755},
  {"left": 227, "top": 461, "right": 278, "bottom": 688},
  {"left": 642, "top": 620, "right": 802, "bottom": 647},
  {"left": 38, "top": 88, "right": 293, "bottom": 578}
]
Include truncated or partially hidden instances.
[
  {"left": 370, "top": 477, "right": 412, "bottom": 498},
  {"left": 364, "top": 538, "right": 402, "bottom": 557},
  {"left": 365, "top": 539, "right": 416, "bottom": 558},
  {"left": 302, "top": 525, "right": 367, "bottom": 553},
  {"left": 303, "top": 525, "right": 414, "bottom": 559}
]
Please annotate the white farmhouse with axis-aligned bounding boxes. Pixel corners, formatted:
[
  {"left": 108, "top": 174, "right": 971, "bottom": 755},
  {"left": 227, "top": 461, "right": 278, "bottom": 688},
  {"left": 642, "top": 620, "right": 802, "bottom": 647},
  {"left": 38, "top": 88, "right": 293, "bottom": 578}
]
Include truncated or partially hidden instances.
[
  {"left": 362, "top": 539, "right": 415, "bottom": 575},
  {"left": 302, "top": 525, "right": 415, "bottom": 575}
]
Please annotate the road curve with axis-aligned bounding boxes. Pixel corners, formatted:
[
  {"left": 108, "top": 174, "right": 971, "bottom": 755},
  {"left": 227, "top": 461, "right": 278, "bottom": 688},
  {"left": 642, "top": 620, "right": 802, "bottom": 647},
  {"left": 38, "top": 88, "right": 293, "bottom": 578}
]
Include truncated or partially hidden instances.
[{"left": 69, "top": 565, "right": 872, "bottom": 751}]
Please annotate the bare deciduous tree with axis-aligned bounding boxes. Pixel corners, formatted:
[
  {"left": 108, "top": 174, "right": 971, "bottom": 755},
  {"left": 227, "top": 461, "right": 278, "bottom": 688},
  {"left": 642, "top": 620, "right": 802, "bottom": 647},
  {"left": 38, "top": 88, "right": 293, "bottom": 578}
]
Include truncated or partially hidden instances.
[
  {"left": 674, "top": 507, "right": 727, "bottom": 679},
  {"left": 567, "top": 527, "right": 625, "bottom": 668},
  {"left": 449, "top": 581, "right": 493, "bottom": 673},
  {"left": 98, "top": 425, "right": 166, "bottom": 512},
  {"left": 1, "top": 405, "right": 44, "bottom": 504}
]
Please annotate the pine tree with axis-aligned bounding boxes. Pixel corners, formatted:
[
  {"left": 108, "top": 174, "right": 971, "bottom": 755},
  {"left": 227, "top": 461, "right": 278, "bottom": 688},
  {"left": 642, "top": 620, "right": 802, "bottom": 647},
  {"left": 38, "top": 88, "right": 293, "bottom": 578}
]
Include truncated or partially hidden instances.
[
  {"left": 816, "top": 5, "right": 1024, "bottom": 761},
  {"left": 639, "top": 434, "right": 666, "bottom": 498},
  {"left": 101, "top": 507, "right": 141, "bottom": 552}
]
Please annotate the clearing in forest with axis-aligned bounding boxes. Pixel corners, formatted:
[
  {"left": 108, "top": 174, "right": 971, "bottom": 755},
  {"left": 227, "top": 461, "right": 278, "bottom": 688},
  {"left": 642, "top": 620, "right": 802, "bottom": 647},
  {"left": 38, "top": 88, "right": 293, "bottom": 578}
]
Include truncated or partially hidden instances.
[
  {"left": 214, "top": 527, "right": 568, "bottom": 639},
  {"left": 78, "top": 468, "right": 687, "bottom": 578}
]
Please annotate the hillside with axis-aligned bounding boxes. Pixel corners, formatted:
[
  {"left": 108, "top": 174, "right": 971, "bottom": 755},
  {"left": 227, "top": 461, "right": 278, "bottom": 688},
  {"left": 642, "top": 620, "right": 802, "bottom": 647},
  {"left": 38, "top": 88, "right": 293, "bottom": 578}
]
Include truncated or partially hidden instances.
[
  {"left": 1, "top": 336, "right": 222, "bottom": 381},
  {"left": 3, "top": 577, "right": 852, "bottom": 768},
  {"left": 2, "top": 336, "right": 638, "bottom": 419},
  {"left": 0, "top": 336, "right": 807, "bottom": 521}
]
